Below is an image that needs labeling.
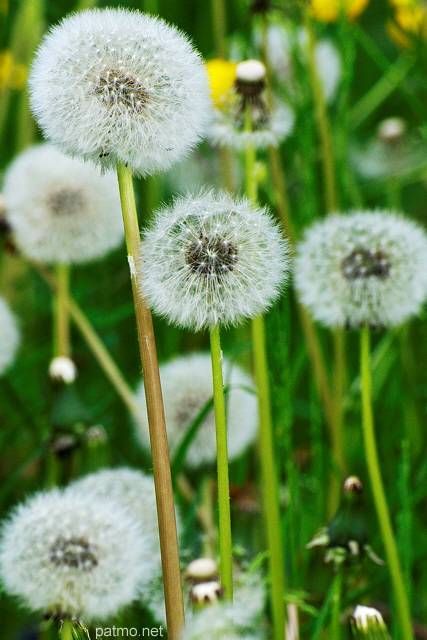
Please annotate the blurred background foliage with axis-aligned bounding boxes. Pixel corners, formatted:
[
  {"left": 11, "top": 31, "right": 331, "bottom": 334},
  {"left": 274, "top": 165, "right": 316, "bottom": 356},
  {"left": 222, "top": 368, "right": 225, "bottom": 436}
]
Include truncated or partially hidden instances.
[{"left": 0, "top": 0, "right": 426, "bottom": 638}]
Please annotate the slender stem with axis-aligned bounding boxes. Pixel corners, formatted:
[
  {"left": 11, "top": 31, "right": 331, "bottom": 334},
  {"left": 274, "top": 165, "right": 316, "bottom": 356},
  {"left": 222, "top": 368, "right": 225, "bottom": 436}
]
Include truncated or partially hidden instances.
[
  {"left": 209, "top": 324, "right": 233, "bottom": 599},
  {"left": 53, "top": 263, "right": 70, "bottom": 358},
  {"left": 210, "top": 0, "right": 227, "bottom": 58},
  {"left": 200, "top": 475, "right": 217, "bottom": 558},
  {"left": 60, "top": 619, "right": 73, "bottom": 640},
  {"left": 252, "top": 314, "right": 286, "bottom": 640},
  {"left": 116, "top": 162, "right": 184, "bottom": 640},
  {"left": 330, "top": 570, "right": 343, "bottom": 640},
  {"left": 304, "top": 14, "right": 338, "bottom": 213},
  {"left": 360, "top": 326, "right": 414, "bottom": 640}
]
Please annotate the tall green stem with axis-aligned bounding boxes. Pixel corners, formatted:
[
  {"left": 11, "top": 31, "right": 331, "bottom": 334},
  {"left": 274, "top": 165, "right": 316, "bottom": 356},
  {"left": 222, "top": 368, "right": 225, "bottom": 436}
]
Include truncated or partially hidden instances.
[
  {"left": 360, "top": 326, "right": 413, "bottom": 640},
  {"left": 209, "top": 324, "right": 233, "bottom": 599},
  {"left": 330, "top": 569, "right": 343, "bottom": 640},
  {"left": 116, "top": 162, "right": 184, "bottom": 640},
  {"left": 53, "top": 263, "right": 70, "bottom": 358},
  {"left": 211, "top": 0, "right": 227, "bottom": 58},
  {"left": 60, "top": 619, "right": 73, "bottom": 640},
  {"left": 252, "top": 314, "right": 286, "bottom": 640}
]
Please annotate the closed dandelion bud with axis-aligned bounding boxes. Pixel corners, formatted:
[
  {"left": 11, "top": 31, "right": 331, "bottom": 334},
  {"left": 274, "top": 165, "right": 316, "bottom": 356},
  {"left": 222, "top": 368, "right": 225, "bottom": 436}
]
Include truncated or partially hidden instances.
[
  {"left": 140, "top": 190, "right": 290, "bottom": 331},
  {"left": 294, "top": 210, "right": 427, "bottom": 329},
  {"left": 206, "top": 58, "right": 294, "bottom": 150},
  {"left": 134, "top": 353, "right": 258, "bottom": 469},
  {"left": 190, "top": 581, "right": 223, "bottom": 608},
  {"left": 307, "top": 476, "right": 383, "bottom": 568},
  {"left": 29, "top": 9, "right": 210, "bottom": 177},
  {"left": 0, "top": 297, "right": 20, "bottom": 375},
  {"left": 185, "top": 558, "right": 219, "bottom": 583},
  {"left": 0, "top": 489, "right": 148, "bottom": 621},
  {"left": 49, "top": 356, "right": 77, "bottom": 384},
  {"left": 351, "top": 605, "right": 390, "bottom": 640},
  {"left": 3, "top": 144, "right": 123, "bottom": 265}
]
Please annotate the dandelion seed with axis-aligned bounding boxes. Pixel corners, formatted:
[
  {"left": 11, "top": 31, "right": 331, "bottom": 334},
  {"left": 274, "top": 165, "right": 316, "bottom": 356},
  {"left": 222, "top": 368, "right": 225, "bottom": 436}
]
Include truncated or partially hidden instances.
[
  {"left": 206, "top": 59, "right": 294, "bottom": 150},
  {"left": 0, "top": 489, "right": 148, "bottom": 620},
  {"left": 0, "top": 297, "right": 19, "bottom": 375},
  {"left": 140, "top": 190, "right": 290, "bottom": 331},
  {"left": 294, "top": 210, "right": 427, "bottom": 328},
  {"left": 3, "top": 144, "right": 123, "bottom": 264},
  {"left": 29, "top": 8, "right": 210, "bottom": 176},
  {"left": 134, "top": 352, "right": 258, "bottom": 469}
]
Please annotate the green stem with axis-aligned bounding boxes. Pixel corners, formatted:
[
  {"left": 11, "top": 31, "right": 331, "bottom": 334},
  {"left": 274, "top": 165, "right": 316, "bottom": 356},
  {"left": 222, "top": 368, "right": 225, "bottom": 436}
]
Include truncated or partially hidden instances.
[
  {"left": 53, "top": 263, "right": 70, "bottom": 358},
  {"left": 330, "top": 570, "right": 343, "bottom": 640},
  {"left": 360, "top": 325, "right": 414, "bottom": 640},
  {"left": 211, "top": 0, "right": 227, "bottom": 58},
  {"left": 60, "top": 619, "right": 73, "bottom": 640},
  {"left": 252, "top": 314, "right": 286, "bottom": 640},
  {"left": 116, "top": 162, "right": 184, "bottom": 640},
  {"left": 209, "top": 324, "right": 233, "bottom": 599}
]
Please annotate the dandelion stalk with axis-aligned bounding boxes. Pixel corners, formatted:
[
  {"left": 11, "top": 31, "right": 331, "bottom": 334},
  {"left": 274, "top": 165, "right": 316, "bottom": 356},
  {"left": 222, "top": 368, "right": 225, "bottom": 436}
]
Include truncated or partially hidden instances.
[
  {"left": 209, "top": 324, "right": 233, "bottom": 599},
  {"left": 244, "top": 109, "right": 286, "bottom": 640},
  {"left": 60, "top": 619, "right": 73, "bottom": 640},
  {"left": 330, "top": 569, "right": 343, "bottom": 640},
  {"left": 360, "top": 325, "right": 414, "bottom": 640},
  {"left": 53, "top": 263, "right": 70, "bottom": 358},
  {"left": 116, "top": 162, "right": 184, "bottom": 640}
]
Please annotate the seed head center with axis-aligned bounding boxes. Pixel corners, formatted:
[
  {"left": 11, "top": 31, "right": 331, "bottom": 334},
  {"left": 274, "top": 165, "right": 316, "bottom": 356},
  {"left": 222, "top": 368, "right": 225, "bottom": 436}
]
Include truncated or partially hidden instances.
[
  {"left": 94, "top": 68, "right": 148, "bottom": 113},
  {"left": 341, "top": 248, "right": 391, "bottom": 280},
  {"left": 49, "top": 535, "right": 98, "bottom": 571},
  {"left": 186, "top": 235, "right": 239, "bottom": 278},
  {"left": 47, "top": 189, "right": 86, "bottom": 216}
]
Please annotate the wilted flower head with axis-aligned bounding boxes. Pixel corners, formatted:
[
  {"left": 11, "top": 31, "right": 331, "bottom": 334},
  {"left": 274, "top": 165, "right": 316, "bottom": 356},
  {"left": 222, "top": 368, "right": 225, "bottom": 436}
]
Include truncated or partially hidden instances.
[
  {"left": 294, "top": 210, "right": 427, "bottom": 329},
  {"left": 0, "top": 297, "right": 19, "bottom": 375},
  {"left": 351, "top": 605, "right": 390, "bottom": 639},
  {"left": 29, "top": 8, "right": 210, "bottom": 176},
  {"left": 140, "top": 190, "right": 290, "bottom": 331},
  {"left": 0, "top": 488, "right": 148, "bottom": 620},
  {"left": 134, "top": 352, "right": 258, "bottom": 469},
  {"left": 307, "top": 476, "right": 383, "bottom": 567},
  {"left": 206, "top": 59, "right": 294, "bottom": 150},
  {"left": 310, "top": 0, "right": 370, "bottom": 22},
  {"left": 3, "top": 144, "right": 123, "bottom": 264}
]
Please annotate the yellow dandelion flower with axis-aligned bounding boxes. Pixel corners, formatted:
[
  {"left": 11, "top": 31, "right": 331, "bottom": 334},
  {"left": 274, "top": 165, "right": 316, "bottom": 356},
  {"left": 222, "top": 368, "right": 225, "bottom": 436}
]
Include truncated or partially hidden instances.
[
  {"left": 0, "top": 50, "right": 27, "bottom": 90},
  {"left": 310, "top": 0, "right": 370, "bottom": 22},
  {"left": 206, "top": 58, "right": 238, "bottom": 107},
  {"left": 388, "top": 1, "right": 427, "bottom": 47}
]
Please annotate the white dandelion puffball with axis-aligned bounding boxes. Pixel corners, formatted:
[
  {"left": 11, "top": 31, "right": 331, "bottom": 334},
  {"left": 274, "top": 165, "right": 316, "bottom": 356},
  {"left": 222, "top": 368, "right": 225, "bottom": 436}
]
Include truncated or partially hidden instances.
[
  {"left": 294, "top": 211, "right": 427, "bottom": 328},
  {"left": 0, "top": 297, "right": 20, "bottom": 375},
  {"left": 140, "top": 190, "right": 290, "bottom": 331},
  {"left": 29, "top": 9, "right": 210, "bottom": 177},
  {"left": 0, "top": 489, "right": 149, "bottom": 620},
  {"left": 3, "top": 144, "right": 123, "bottom": 264},
  {"left": 134, "top": 353, "right": 258, "bottom": 469}
]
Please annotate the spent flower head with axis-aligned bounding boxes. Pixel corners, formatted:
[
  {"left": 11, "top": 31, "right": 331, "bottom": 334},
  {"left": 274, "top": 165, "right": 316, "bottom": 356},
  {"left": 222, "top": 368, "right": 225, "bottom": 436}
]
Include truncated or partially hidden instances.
[
  {"left": 3, "top": 144, "right": 123, "bottom": 264},
  {"left": 29, "top": 8, "right": 210, "bottom": 176},
  {"left": 140, "top": 190, "right": 290, "bottom": 331},
  {"left": 0, "top": 488, "right": 148, "bottom": 620},
  {"left": 206, "top": 59, "right": 294, "bottom": 150},
  {"left": 294, "top": 210, "right": 427, "bottom": 329},
  {"left": 351, "top": 605, "right": 390, "bottom": 639},
  {"left": 134, "top": 352, "right": 258, "bottom": 469},
  {"left": 0, "top": 297, "right": 20, "bottom": 375}
]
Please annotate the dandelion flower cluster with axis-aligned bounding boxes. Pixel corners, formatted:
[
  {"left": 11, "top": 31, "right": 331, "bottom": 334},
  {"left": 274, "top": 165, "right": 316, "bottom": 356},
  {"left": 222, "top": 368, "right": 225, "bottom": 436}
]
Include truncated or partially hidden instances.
[
  {"left": 3, "top": 144, "right": 123, "bottom": 264},
  {"left": 206, "top": 59, "right": 294, "bottom": 150},
  {"left": 294, "top": 210, "right": 427, "bottom": 329},
  {"left": 0, "top": 297, "right": 19, "bottom": 375},
  {"left": 140, "top": 190, "right": 290, "bottom": 331},
  {"left": 0, "top": 488, "right": 148, "bottom": 620},
  {"left": 29, "top": 8, "right": 210, "bottom": 176},
  {"left": 134, "top": 352, "right": 258, "bottom": 468}
]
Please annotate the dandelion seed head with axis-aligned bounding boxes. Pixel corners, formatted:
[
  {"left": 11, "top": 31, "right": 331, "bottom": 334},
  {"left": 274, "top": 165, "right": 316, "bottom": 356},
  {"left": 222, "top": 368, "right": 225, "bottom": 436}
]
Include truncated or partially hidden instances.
[
  {"left": 29, "top": 9, "right": 210, "bottom": 176},
  {"left": 140, "top": 191, "right": 290, "bottom": 331},
  {"left": 0, "top": 297, "right": 19, "bottom": 375},
  {"left": 0, "top": 489, "right": 148, "bottom": 620},
  {"left": 49, "top": 356, "right": 77, "bottom": 384},
  {"left": 352, "top": 605, "right": 386, "bottom": 632},
  {"left": 3, "top": 144, "right": 123, "bottom": 264},
  {"left": 294, "top": 210, "right": 427, "bottom": 328},
  {"left": 134, "top": 353, "right": 258, "bottom": 469}
]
